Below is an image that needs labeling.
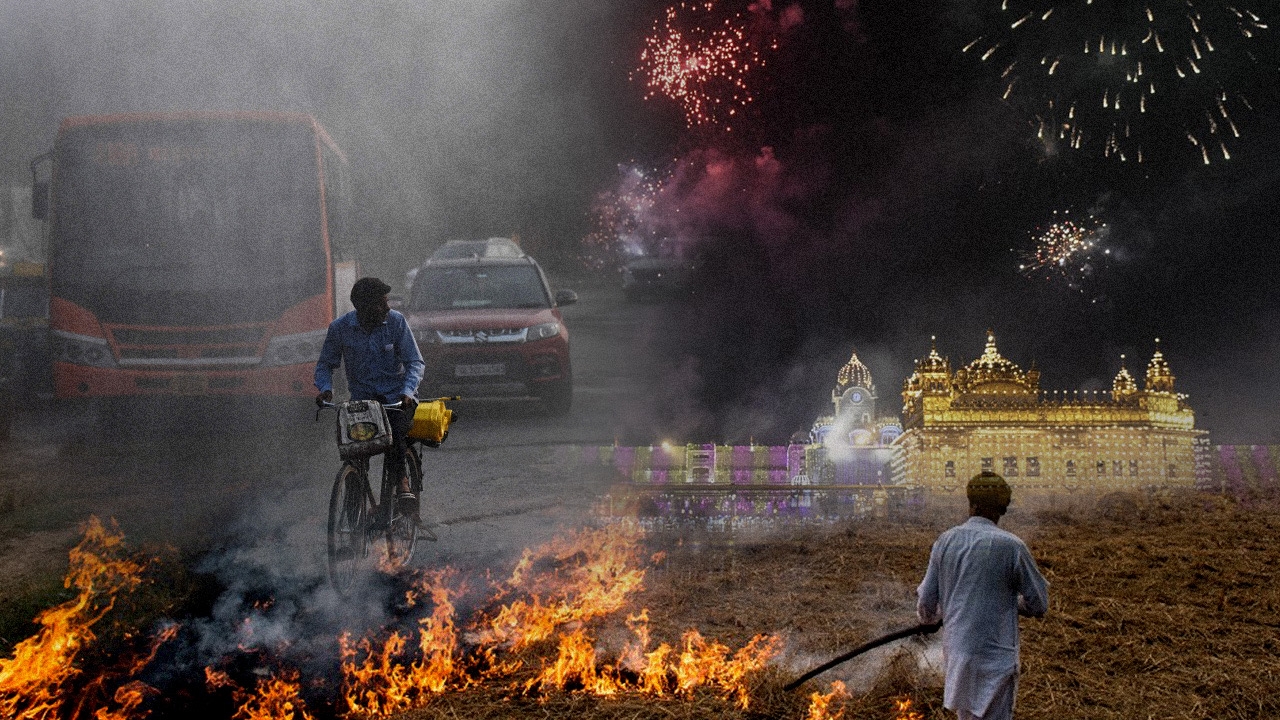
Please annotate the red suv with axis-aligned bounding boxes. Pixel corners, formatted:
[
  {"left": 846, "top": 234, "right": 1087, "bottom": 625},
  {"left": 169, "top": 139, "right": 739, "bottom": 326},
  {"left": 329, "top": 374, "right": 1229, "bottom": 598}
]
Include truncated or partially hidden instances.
[{"left": 404, "top": 254, "right": 577, "bottom": 413}]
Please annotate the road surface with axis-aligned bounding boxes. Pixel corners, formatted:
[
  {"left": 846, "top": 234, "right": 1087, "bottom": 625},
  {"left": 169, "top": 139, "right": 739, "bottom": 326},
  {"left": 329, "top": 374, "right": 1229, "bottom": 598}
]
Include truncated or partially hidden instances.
[{"left": 0, "top": 278, "right": 671, "bottom": 614}]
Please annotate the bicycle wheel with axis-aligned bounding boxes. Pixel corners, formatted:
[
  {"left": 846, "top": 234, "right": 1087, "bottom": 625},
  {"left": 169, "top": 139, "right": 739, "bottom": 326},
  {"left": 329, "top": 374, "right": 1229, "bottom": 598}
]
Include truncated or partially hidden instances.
[
  {"left": 405, "top": 445, "right": 423, "bottom": 493},
  {"left": 384, "top": 512, "right": 418, "bottom": 569},
  {"left": 328, "top": 462, "right": 370, "bottom": 594},
  {"left": 381, "top": 457, "right": 418, "bottom": 569}
]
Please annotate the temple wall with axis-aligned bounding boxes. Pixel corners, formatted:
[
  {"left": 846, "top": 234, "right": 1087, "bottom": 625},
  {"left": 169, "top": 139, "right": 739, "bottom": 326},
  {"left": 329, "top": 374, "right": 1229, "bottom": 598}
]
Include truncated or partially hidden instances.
[{"left": 897, "top": 425, "right": 1206, "bottom": 492}]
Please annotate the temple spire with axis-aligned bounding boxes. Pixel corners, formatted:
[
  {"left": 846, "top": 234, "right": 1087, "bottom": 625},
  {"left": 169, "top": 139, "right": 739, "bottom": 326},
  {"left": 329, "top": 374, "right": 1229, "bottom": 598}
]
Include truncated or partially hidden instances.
[
  {"left": 1145, "top": 338, "right": 1175, "bottom": 393},
  {"left": 1113, "top": 353, "right": 1137, "bottom": 399}
]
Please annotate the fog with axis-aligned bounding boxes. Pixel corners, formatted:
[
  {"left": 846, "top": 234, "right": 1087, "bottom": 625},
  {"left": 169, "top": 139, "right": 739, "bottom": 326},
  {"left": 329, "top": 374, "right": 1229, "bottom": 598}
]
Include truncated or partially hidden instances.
[
  {"left": 2, "top": 0, "right": 1278, "bottom": 444},
  {"left": 0, "top": 0, "right": 648, "bottom": 278}
]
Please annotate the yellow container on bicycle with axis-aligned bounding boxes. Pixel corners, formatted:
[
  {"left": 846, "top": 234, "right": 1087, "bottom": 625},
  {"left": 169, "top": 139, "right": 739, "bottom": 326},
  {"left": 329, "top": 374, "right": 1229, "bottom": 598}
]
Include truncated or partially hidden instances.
[{"left": 408, "top": 399, "right": 453, "bottom": 445}]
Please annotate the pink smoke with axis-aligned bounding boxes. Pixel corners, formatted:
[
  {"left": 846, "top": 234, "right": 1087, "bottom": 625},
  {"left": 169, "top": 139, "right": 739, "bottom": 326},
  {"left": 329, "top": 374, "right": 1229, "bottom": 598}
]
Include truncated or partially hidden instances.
[{"left": 648, "top": 146, "right": 810, "bottom": 248}]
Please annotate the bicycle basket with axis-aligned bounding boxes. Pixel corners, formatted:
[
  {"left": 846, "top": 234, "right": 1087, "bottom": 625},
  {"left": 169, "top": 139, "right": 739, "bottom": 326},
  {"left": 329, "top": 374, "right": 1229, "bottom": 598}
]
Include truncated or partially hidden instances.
[
  {"left": 336, "top": 400, "right": 393, "bottom": 460},
  {"left": 408, "top": 399, "right": 453, "bottom": 444}
]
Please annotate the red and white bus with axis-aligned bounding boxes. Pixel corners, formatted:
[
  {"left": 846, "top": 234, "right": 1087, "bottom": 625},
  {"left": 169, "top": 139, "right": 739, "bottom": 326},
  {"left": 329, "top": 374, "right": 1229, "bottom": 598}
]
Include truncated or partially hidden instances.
[{"left": 32, "top": 112, "right": 358, "bottom": 400}]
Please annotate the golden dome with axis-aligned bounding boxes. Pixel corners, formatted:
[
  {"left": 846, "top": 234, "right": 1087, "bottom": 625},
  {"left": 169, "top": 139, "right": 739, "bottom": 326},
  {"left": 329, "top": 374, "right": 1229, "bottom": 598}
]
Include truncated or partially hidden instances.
[
  {"left": 837, "top": 348, "right": 873, "bottom": 391},
  {"left": 955, "top": 331, "right": 1032, "bottom": 393},
  {"left": 1145, "top": 339, "right": 1175, "bottom": 393},
  {"left": 1113, "top": 354, "right": 1137, "bottom": 398}
]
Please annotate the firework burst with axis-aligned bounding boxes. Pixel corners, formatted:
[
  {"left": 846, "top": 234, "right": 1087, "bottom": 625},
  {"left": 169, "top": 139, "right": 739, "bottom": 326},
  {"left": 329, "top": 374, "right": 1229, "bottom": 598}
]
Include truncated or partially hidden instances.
[
  {"left": 965, "top": 0, "right": 1273, "bottom": 164},
  {"left": 1018, "top": 210, "right": 1111, "bottom": 289},
  {"left": 634, "top": 2, "right": 768, "bottom": 132},
  {"left": 580, "top": 164, "right": 670, "bottom": 271}
]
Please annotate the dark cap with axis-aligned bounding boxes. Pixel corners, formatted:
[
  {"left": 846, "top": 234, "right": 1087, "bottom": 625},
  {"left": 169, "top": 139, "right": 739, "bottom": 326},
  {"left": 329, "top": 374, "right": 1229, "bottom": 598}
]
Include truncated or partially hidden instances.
[
  {"left": 967, "top": 471, "right": 1012, "bottom": 506},
  {"left": 351, "top": 277, "right": 391, "bottom": 309}
]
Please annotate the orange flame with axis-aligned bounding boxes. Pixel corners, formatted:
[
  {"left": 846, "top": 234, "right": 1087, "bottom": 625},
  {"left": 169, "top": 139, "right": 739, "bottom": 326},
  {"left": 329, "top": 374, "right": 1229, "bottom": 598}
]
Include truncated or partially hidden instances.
[
  {"left": 205, "top": 667, "right": 235, "bottom": 691},
  {"left": 524, "top": 627, "right": 621, "bottom": 696},
  {"left": 672, "top": 630, "right": 779, "bottom": 709},
  {"left": 892, "top": 696, "right": 924, "bottom": 720},
  {"left": 342, "top": 524, "right": 780, "bottom": 712},
  {"left": 340, "top": 570, "right": 460, "bottom": 716},
  {"left": 476, "top": 525, "right": 647, "bottom": 651},
  {"left": 524, "top": 614, "right": 780, "bottom": 709},
  {"left": 0, "top": 516, "right": 147, "bottom": 720},
  {"left": 92, "top": 681, "right": 157, "bottom": 720},
  {"left": 11, "top": 520, "right": 787, "bottom": 717},
  {"left": 232, "top": 669, "right": 313, "bottom": 720},
  {"left": 805, "top": 679, "right": 849, "bottom": 720}
]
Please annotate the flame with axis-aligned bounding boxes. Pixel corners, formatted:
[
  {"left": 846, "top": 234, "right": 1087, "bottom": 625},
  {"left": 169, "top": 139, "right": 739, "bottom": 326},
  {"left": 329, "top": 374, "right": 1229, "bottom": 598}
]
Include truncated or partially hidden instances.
[
  {"left": 805, "top": 680, "right": 849, "bottom": 720},
  {"left": 525, "top": 615, "right": 780, "bottom": 710},
  {"left": 475, "top": 525, "right": 647, "bottom": 651},
  {"left": 524, "top": 627, "right": 621, "bottom": 696},
  {"left": 11, "top": 520, "right": 786, "bottom": 717},
  {"left": 340, "top": 570, "right": 460, "bottom": 716},
  {"left": 341, "top": 524, "right": 778, "bottom": 713},
  {"left": 0, "top": 516, "right": 148, "bottom": 720},
  {"left": 205, "top": 667, "right": 235, "bottom": 691},
  {"left": 892, "top": 696, "right": 924, "bottom": 720},
  {"left": 673, "top": 630, "right": 779, "bottom": 709},
  {"left": 92, "top": 681, "right": 157, "bottom": 720},
  {"left": 232, "top": 669, "right": 313, "bottom": 720}
]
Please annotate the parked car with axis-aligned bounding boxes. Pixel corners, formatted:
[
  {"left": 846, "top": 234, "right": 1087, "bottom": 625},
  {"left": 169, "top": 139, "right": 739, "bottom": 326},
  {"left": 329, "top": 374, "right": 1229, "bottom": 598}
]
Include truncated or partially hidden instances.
[
  {"left": 404, "top": 254, "right": 577, "bottom": 414},
  {"left": 620, "top": 254, "right": 698, "bottom": 301},
  {"left": 0, "top": 262, "right": 51, "bottom": 438}
]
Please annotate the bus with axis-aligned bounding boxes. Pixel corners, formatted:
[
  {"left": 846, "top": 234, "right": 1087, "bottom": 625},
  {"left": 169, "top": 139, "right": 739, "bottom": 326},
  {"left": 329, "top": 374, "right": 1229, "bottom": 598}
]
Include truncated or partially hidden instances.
[{"left": 31, "top": 112, "right": 358, "bottom": 400}]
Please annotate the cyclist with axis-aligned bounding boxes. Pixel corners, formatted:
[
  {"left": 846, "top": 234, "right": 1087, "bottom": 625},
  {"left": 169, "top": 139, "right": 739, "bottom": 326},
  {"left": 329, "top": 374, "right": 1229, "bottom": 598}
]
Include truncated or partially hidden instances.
[{"left": 315, "top": 277, "right": 425, "bottom": 520}]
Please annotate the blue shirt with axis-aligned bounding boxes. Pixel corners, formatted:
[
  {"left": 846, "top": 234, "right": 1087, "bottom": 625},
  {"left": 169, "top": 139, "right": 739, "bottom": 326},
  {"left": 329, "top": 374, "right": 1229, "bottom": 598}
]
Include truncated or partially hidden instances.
[{"left": 314, "top": 310, "right": 425, "bottom": 402}]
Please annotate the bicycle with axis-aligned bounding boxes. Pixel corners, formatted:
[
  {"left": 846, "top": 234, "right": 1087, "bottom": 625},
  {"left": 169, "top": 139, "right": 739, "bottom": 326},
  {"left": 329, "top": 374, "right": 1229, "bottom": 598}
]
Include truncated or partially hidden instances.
[{"left": 317, "top": 396, "right": 458, "bottom": 593}]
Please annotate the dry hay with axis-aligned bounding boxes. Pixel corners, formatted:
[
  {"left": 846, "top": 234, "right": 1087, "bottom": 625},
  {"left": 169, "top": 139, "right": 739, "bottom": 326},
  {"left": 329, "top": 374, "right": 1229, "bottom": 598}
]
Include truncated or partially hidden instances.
[
  {"left": 1018, "top": 491, "right": 1280, "bottom": 719},
  {"left": 389, "top": 489, "right": 1280, "bottom": 719}
]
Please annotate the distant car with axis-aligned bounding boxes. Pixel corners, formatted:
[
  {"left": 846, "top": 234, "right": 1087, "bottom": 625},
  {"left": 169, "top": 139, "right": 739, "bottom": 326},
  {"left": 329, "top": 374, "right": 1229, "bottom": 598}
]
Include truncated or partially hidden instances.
[
  {"left": 404, "top": 254, "right": 577, "bottom": 414},
  {"left": 0, "top": 263, "right": 51, "bottom": 394},
  {"left": 406, "top": 238, "right": 525, "bottom": 294},
  {"left": 621, "top": 255, "right": 697, "bottom": 301}
]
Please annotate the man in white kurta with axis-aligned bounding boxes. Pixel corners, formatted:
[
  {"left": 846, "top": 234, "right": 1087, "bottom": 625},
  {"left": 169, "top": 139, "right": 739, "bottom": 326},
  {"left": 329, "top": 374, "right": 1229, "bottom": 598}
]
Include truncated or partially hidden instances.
[{"left": 917, "top": 472, "right": 1049, "bottom": 720}]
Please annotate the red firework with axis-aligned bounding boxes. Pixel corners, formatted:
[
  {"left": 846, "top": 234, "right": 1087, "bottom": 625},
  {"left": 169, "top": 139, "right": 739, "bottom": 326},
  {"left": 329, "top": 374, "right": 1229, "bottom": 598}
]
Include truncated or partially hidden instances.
[{"left": 634, "top": 2, "right": 766, "bottom": 131}]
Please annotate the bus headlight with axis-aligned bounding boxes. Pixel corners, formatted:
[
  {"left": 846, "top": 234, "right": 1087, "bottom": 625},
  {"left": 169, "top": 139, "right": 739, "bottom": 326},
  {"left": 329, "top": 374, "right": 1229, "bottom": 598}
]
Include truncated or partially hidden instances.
[
  {"left": 51, "top": 330, "right": 115, "bottom": 368},
  {"left": 261, "top": 330, "right": 328, "bottom": 367}
]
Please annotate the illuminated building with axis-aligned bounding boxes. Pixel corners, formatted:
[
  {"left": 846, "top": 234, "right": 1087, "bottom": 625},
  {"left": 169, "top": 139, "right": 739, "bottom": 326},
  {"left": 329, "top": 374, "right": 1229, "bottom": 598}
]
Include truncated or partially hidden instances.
[
  {"left": 807, "top": 348, "right": 904, "bottom": 484},
  {"left": 897, "top": 332, "right": 1206, "bottom": 493}
]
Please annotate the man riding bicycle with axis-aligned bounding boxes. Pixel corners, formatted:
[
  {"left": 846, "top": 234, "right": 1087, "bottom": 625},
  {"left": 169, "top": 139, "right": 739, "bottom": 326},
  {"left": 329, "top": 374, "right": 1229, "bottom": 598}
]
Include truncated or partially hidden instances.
[{"left": 315, "top": 277, "right": 425, "bottom": 520}]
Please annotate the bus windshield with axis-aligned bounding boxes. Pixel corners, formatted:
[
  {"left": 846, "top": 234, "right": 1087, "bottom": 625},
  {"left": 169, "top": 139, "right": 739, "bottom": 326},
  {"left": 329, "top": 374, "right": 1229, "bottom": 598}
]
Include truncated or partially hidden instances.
[{"left": 51, "top": 121, "right": 325, "bottom": 323}]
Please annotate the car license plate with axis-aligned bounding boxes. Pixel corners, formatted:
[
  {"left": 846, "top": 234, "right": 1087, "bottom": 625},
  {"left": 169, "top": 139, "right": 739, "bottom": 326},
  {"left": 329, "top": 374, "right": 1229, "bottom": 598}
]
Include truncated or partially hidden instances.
[{"left": 455, "top": 363, "right": 505, "bottom": 377}]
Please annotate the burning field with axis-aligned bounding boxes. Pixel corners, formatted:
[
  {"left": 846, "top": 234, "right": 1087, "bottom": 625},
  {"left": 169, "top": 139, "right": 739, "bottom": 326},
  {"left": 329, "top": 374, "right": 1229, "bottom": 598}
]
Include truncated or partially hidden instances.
[{"left": 1, "top": 490, "right": 1278, "bottom": 720}]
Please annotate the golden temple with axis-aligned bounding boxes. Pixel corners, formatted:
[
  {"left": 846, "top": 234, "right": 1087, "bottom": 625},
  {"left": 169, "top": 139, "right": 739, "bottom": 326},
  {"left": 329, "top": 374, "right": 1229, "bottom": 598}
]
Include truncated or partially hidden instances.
[{"left": 897, "top": 332, "right": 1205, "bottom": 493}]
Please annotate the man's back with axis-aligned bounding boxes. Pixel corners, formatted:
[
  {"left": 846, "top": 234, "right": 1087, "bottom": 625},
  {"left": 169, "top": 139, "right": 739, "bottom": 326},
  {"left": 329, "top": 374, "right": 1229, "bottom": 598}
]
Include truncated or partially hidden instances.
[{"left": 918, "top": 516, "right": 1048, "bottom": 717}]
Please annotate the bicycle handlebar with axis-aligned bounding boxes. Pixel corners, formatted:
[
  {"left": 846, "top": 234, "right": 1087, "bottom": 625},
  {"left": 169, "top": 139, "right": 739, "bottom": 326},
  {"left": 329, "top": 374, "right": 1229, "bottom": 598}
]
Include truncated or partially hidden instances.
[{"left": 314, "top": 396, "right": 461, "bottom": 422}]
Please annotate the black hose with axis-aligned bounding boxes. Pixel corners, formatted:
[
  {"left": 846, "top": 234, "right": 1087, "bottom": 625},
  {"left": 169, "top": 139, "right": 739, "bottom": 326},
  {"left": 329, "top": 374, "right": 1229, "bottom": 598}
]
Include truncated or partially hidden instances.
[{"left": 783, "top": 622, "right": 942, "bottom": 691}]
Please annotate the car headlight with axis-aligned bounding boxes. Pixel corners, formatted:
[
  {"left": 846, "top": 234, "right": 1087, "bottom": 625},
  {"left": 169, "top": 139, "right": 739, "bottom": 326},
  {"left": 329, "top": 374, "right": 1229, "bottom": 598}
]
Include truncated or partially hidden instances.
[
  {"left": 526, "top": 322, "right": 560, "bottom": 341},
  {"left": 51, "top": 330, "right": 115, "bottom": 368},
  {"left": 261, "top": 329, "right": 328, "bottom": 367}
]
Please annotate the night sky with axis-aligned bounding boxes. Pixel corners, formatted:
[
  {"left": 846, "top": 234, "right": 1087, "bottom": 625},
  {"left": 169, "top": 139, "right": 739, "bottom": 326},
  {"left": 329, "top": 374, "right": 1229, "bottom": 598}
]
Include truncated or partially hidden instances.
[{"left": 1, "top": 0, "right": 1276, "bottom": 443}]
